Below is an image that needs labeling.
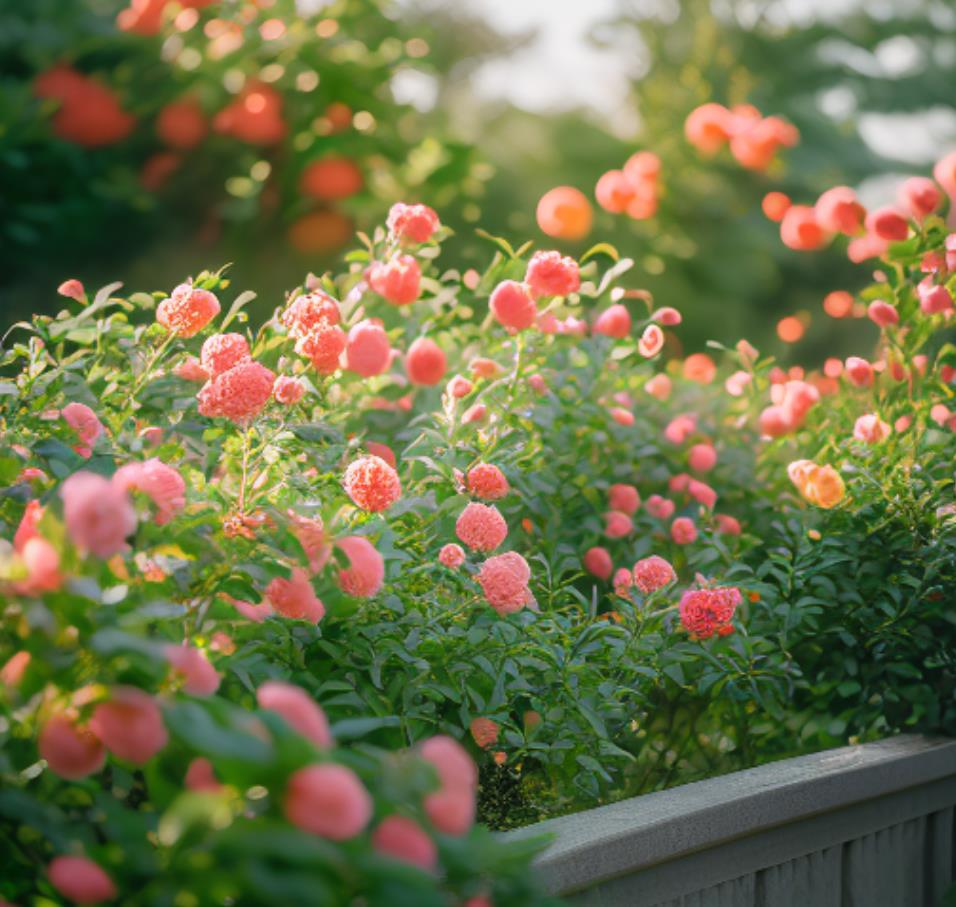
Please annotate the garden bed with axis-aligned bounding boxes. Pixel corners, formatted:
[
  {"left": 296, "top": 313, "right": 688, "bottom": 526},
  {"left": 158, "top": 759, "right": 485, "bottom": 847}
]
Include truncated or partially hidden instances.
[{"left": 511, "top": 735, "right": 956, "bottom": 906}]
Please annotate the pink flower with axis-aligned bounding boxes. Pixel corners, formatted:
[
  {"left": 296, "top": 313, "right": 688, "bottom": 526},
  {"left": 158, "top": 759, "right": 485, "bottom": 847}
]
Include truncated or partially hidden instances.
[
  {"left": 683, "top": 353, "right": 717, "bottom": 385},
  {"left": 489, "top": 280, "right": 537, "bottom": 331},
  {"left": 387, "top": 202, "right": 441, "bottom": 244},
  {"left": 284, "top": 764, "right": 372, "bottom": 839},
  {"left": 462, "top": 403, "right": 487, "bottom": 424},
  {"left": 609, "top": 483, "right": 640, "bottom": 514},
  {"left": 200, "top": 332, "right": 250, "bottom": 377},
  {"left": 456, "top": 502, "right": 508, "bottom": 551},
  {"left": 58, "top": 278, "right": 85, "bottom": 300},
  {"left": 646, "top": 495, "right": 675, "bottom": 520},
  {"left": 918, "top": 279, "right": 954, "bottom": 315},
  {"left": 197, "top": 360, "right": 276, "bottom": 424},
  {"left": 265, "top": 569, "right": 325, "bottom": 623},
  {"left": 604, "top": 511, "right": 633, "bottom": 539},
  {"left": 524, "top": 250, "right": 580, "bottom": 298},
  {"left": 632, "top": 555, "right": 676, "bottom": 594},
  {"left": 90, "top": 686, "right": 168, "bottom": 764},
  {"left": 185, "top": 757, "right": 221, "bottom": 792},
  {"left": 476, "top": 551, "right": 532, "bottom": 615},
  {"left": 420, "top": 735, "right": 477, "bottom": 835},
  {"left": 281, "top": 291, "right": 340, "bottom": 337},
  {"left": 61, "top": 472, "right": 137, "bottom": 557},
  {"left": 257, "top": 680, "right": 332, "bottom": 748},
  {"left": 112, "top": 458, "right": 185, "bottom": 525},
  {"left": 528, "top": 373, "right": 548, "bottom": 395},
  {"left": 867, "top": 301, "right": 899, "bottom": 328},
  {"left": 610, "top": 407, "right": 634, "bottom": 426},
  {"left": 369, "top": 255, "right": 421, "bottom": 305},
  {"left": 665, "top": 413, "right": 697, "bottom": 445},
  {"left": 853, "top": 413, "right": 891, "bottom": 444},
  {"left": 15, "top": 537, "right": 62, "bottom": 595},
  {"left": 287, "top": 512, "right": 331, "bottom": 574},
  {"left": 470, "top": 717, "right": 500, "bottom": 749},
  {"left": 39, "top": 712, "right": 106, "bottom": 779},
  {"left": 645, "top": 373, "right": 672, "bottom": 400},
  {"left": 345, "top": 319, "right": 391, "bottom": 377},
  {"left": 175, "top": 356, "right": 209, "bottom": 381},
  {"left": 1, "top": 650, "right": 31, "bottom": 688},
  {"left": 583, "top": 546, "right": 613, "bottom": 580},
  {"left": 343, "top": 455, "right": 401, "bottom": 512},
  {"left": 669, "top": 473, "right": 691, "bottom": 494},
  {"left": 221, "top": 592, "right": 272, "bottom": 623},
  {"left": 814, "top": 186, "right": 865, "bottom": 235},
  {"left": 297, "top": 321, "right": 347, "bottom": 375},
  {"left": 899, "top": 177, "right": 941, "bottom": 219},
  {"left": 467, "top": 463, "right": 509, "bottom": 500},
  {"left": 596, "top": 169, "right": 637, "bottom": 213},
  {"left": 336, "top": 535, "right": 385, "bottom": 597},
  {"left": 373, "top": 815, "right": 438, "bottom": 870},
  {"left": 405, "top": 337, "right": 447, "bottom": 386},
  {"left": 715, "top": 514, "right": 742, "bottom": 535},
  {"left": 865, "top": 207, "right": 909, "bottom": 241},
  {"left": 638, "top": 324, "right": 664, "bottom": 358},
  {"left": 470, "top": 357, "right": 501, "bottom": 379},
  {"left": 273, "top": 375, "right": 305, "bottom": 405},
  {"left": 780, "top": 205, "right": 830, "bottom": 251},
  {"left": 48, "top": 856, "right": 117, "bottom": 905},
  {"left": 671, "top": 516, "right": 697, "bottom": 545},
  {"left": 447, "top": 375, "right": 473, "bottom": 398},
  {"left": 688, "top": 443, "right": 717, "bottom": 472},
  {"left": 613, "top": 567, "right": 633, "bottom": 596},
  {"left": 679, "top": 586, "right": 741, "bottom": 639},
  {"left": 62, "top": 402, "right": 104, "bottom": 457},
  {"left": 652, "top": 306, "right": 681, "bottom": 325},
  {"left": 13, "top": 500, "right": 42, "bottom": 551},
  {"left": 164, "top": 644, "right": 220, "bottom": 696},
  {"left": 439, "top": 543, "right": 466, "bottom": 569},
  {"left": 688, "top": 479, "right": 717, "bottom": 509},
  {"left": 593, "top": 304, "right": 631, "bottom": 338},
  {"left": 157, "top": 283, "right": 220, "bottom": 337},
  {"left": 844, "top": 357, "right": 874, "bottom": 388},
  {"left": 725, "top": 370, "right": 752, "bottom": 397}
]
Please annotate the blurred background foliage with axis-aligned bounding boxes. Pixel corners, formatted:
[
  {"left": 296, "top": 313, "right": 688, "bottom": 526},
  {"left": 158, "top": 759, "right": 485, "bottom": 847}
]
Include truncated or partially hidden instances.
[{"left": 2, "top": 0, "right": 955, "bottom": 360}]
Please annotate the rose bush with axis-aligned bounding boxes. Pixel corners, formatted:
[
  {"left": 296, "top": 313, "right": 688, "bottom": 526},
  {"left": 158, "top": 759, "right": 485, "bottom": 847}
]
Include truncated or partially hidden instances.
[{"left": 2, "top": 140, "right": 956, "bottom": 901}]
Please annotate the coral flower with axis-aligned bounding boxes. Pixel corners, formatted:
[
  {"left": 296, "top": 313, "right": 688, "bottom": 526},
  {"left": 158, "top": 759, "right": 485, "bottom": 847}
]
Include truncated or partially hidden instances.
[
  {"left": 638, "top": 324, "right": 664, "bottom": 358},
  {"left": 596, "top": 169, "right": 637, "bottom": 213},
  {"left": 844, "top": 357, "right": 874, "bottom": 388},
  {"left": 343, "top": 455, "right": 401, "bottom": 512},
  {"left": 439, "top": 543, "right": 466, "bottom": 569},
  {"left": 604, "top": 511, "right": 633, "bottom": 539},
  {"left": 297, "top": 321, "right": 347, "bottom": 375},
  {"left": 866, "top": 207, "right": 909, "bottom": 242},
  {"left": 197, "top": 360, "right": 276, "bottom": 424},
  {"left": 788, "top": 460, "right": 845, "bottom": 509},
  {"left": 164, "top": 644, "right": 220, "bottom": 696},
  {"left": 470, "top": 357, "right": 501, "bottom": 380},
  {"left": 645, "top": 373, "right": 672, "bottom": 400},
  {"left": 265, "top": 569, "right": 326, "bottom": 623},
  {"left": 613, "top": 567, "right": 633, "bottom": 596},
  {"left": 899, "top": 177, "right": 941, "bottom": 219},
  {"left": 284, "top": 764, "right": 372, "bottom": 839},
  {"left": 646, "top": 495, "right": 675, "bottom": 519},
  {"left": 593, "top": 304, "right": 631, "bottom": 338},
  {"left": 665, "top": 413, "right": 697, "bottom": 445},
  {"left": 58, "top": 278, "right": 86, "bottom": 300},
  {"left": 632, "top": 555, "right": 676, "bottom": 594},
  {"left": 48, "top": 856, "right": 117, "bottom": 905},
  {"left": 853, "top": 413, "right": 891, "bottom": 444},
  {"left": 387, "top": 202, "right": 441, "bottom": 244},
  {"left": 273, "top": 375, "right": 305, "bottom": 404},
  {"left": 447, "top": 375, "right": 473, "bottom": 398},
  {"left": 112, "top": 458, "right": 185, "bottom": 525},
  {"left": 477, "top": 551, "right": 532, "bottom": 615},
  {"left": 175, "top": 356, "right": 209, "bottom": 382},
  {"left": 583, "top": 546, "right": 613, "bottom": 580},
  {"left": 780, "top": 205, "right": 830, "bottom": 251},
  {"left": 467, "top": 463, "right": 509, "bottom": 500},
  {"left": 185, "top": 757, "right": 221, "bottom": 793},
  {"left": 420, "top": 735, "right": 478, "bottom": 835},
  {"left": 90, "top": 686, "right": 168, "bottom": 764},
  {"left": 336, "top": 535, "right": 385, "bottom": 597},
  {"left": 814, "top": 186, "right": 865, "bottom": 235},
  {"left": 671, "top": 516, "right": 697, "bottom": 545},
  {"left": 608, "top": 483, "right": 640, "bottom": 514},
  {"left": 157, "top": 283, "right": 220, "bottom": 337},
  {"left": 369, "top": 255, "right": 421, "bottom": 305},
  {"left": 345, "top": 319, "right": 391, "bottom": 377},
  {"left": 39, "top": 712, "right": 106, "bottom": 779},
  {"left": 200, "top": 333, "right": 250, "bottom": 377},
  {"left": 281, "top": 291, "right": 340, "bottom": 337},
  {"left": 372, "top": 815, "right": 438, "bottom": 870},
  {"left": 470, "top": 717, "right": 500, "bottom": 749},
  {"left": 456, "top": 502, "right": 508, "bottom": 551},
  {"left": 406, "top": 337, "right": 447, "bottom": 386},
  {"left": 683, "top": 353, "right": 717, "bottom": 384},
  {"left": 257, "top": 680, "right": 332, "bottom": 748},
  {"left": 679, "top": 586, "right": 741, "bottom": 638},
  {"left": 867, "top": 301, "right": 899, "bottom": 328},
  {"left": 62, "top": 402, "right": 104, "bottom": 457},
  {"left": 62, "top": 472, "right": 137, "bottom": 558},
  {"left": 525, "top": 250, "right": 580, "bottom": 298},
  {"left": 490, "top": 280, "right": 537, "bottom": 331}
]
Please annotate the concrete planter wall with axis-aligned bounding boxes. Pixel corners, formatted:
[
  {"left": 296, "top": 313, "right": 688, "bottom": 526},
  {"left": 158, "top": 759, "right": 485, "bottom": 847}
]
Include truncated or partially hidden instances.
[{"left": 509, "top": 735, "right": 956, "bottom": 907}]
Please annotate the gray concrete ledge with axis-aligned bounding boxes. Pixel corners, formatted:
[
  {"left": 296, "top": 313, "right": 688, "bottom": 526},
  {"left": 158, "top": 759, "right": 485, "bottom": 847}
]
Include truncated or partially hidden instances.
[{"left": 508, "top": 735, "right": 956, "bottom": 896}]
